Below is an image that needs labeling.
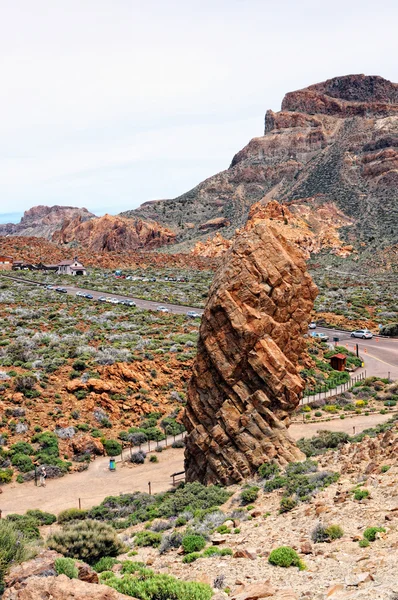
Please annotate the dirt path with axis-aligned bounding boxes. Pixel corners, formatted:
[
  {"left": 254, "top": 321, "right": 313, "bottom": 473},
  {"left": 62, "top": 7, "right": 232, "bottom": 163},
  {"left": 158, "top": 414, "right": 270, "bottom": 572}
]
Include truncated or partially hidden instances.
[{"left": 0, "top": 412, "right": 393, "bottom": 517}]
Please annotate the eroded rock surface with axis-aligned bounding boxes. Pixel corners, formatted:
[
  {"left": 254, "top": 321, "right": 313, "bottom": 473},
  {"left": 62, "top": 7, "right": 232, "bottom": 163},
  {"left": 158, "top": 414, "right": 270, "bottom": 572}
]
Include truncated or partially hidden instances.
[{"left": 184, "top": 222, "right": 317, "bottom": 484}]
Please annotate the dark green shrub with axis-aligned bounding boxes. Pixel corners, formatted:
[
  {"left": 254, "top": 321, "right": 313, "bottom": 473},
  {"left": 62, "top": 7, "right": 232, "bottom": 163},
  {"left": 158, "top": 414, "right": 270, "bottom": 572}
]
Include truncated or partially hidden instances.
[
  {"left": 103, "top": 439, "right": 122, "bottom": 457},
  {"left": 54, "top": 557, "right": 78, "bottom": 579},
  {"left": 0, "top": 468, "right": 13, "bottom": 483},
  {"left": 286, "top": 459, "right": 318, "bottom": 476},
  {"left": 263, "top": 476, "right": 287, "bottom": 492},
  {"left": 11, "top": 453, "right": 34, "bottom": 473},
  {"left": 268, "top": 546, "right": 305, "bottom": 570},
  {"left": 0, "top": 520, "right": 31, "bottom": 592},
  {"left": 48, "top": 519, "right": 123, "bottom": 564},
  {"left": 359, "top": 538, "right": 370, "bottom": 548},
  {"left": 325, "top": 525, "right": 344, "bottom": 540},
  {"left": 9, "top": 442, "right": 34, "bottom": 455},
  {"left": 353, "top": 489, "right": 370, "bottom": 501},
  {"left": 182, "top": 552, "right": 201, "bottom": 564},
  {"left": 158, "top": 482, "right": 230, "bottom": 517},
  {"left": 149, "top": 455, "right": 158, "bottom": 463},
  {"left": 26, "top": 509, "right": 56, "bottom": 525},
  {"left": 93, "top": 556, "right": 119, "bottom": 572},
  {"left": 72, "top": 359, "right": 87, "bottom": 372},
  {"left": 134, "top": 531, "right": 162, "bottom": 547},
  {"left": 5, "top": 514, "right": 40, "bottom": 540},
  {"left": 363, "top": 526, "right": 385, "bottom": 542},
  {"left": 240, "top": 486, "right": 260, "bottom": 506},
  {"left": 182, "top": 534, "right": 206, "bottom": 554},
  {"left": 258, "top": 462, "right": 280, "bottom": 480},
  {"left": 381, "top": 465, "right": 391, "bottom": 473},
  {"left": 57, "top": 508, "right": 88, "bottom": 523}
]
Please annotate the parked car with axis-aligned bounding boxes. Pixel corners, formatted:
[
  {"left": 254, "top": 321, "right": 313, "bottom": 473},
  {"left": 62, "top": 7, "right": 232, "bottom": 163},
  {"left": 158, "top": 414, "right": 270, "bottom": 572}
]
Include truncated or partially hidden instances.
[
  {"left": 55, "top": 287, "right": 68, "bottom": 293},
  {"left": 310, "top": 332, "right": 329, "bottom": 342},
  {"left": 156, "top": 306, "right": 169, "bottom": 313},
  {"left": 110, "top": 298, "right": 119, "bottom": 304},
  {"left": 120, "top": 299, "right": 136, "bottom": 307},
  {"left": 76, "top": 291, "right": 85, "bottom": 297},
  {"left": 105, "top": 297, "right": 113, "bottom": 303},
  {"left": 351, "top": 329, "right": 373, "bottom": 339},
  {"left": 84, "top": 294, "right": 93, "bottom": 299},
  {"left": 45, "top": 285, "right": 54, "bottom": 290},
  {"left": 308, "top": 322, "right": 317, "bottom": 329},
  {"left": 186, "top": 311, "right": 201, "bottom": 318},
  {"left": 98, "top": 296, "right": 107, "bottom": 302}
]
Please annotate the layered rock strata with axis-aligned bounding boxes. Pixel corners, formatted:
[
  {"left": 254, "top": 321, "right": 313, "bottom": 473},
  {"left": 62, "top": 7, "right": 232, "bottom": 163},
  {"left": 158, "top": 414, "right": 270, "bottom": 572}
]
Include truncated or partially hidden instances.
[{"left": 184, "top": 222, "right": 318, "bottom": 484}]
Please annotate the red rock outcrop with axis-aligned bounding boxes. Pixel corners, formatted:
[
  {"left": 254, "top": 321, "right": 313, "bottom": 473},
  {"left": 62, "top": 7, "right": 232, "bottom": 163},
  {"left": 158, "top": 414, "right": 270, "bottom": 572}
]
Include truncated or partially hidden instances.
[
  {"left": 0, "top": 205, "right": 95, "bottom": 239},
  {"left": 52, "top": 213, "right": 176, "bottom": 252},
  {"left": 183, "top": 222, "right": 318, "bottom": 485}
]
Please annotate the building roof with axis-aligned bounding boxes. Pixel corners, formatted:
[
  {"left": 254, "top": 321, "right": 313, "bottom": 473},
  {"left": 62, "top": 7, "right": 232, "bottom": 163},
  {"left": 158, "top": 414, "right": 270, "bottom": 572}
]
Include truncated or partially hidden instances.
[
  {"left": 0, "top": 255, "right": 13, "bottom": 260},
  {"left": 331, "top": 353, "right": 347, "bottom": 360},
  {"left": 58, "top": 260, "right": 75, "bottom": 266}
]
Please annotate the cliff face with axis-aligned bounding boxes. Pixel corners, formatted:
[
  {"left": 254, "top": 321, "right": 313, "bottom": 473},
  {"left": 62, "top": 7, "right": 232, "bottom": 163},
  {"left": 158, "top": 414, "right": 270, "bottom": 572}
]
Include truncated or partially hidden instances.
[
  {"left": 52, "top": 214, "right": 176, "bottom": 252},
  {"left": 0, "top": 205, "right": 95, "bottom": 239},
  {"left": 183, "top": 222, "right": 318, "bottom": 485},
  {"left": 128, "top": 74, "right": 398, "bottom": 253}
]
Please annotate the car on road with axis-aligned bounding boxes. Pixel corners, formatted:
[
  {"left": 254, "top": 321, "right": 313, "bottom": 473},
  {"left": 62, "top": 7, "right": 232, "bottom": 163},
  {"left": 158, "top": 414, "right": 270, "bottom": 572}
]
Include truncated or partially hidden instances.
[
  {"left": 351, "top": 329, "right": 373, "bottom": 339},
  {"left": 76, "top": 291, "right": 85, "bottom": 297},
  {"left": 308, "top": 322, "right": 317, "bottom": 329},
  {"left": 186, "top": 311, "right": 201, "bottom": 318},
  {"left": 110, "top": 298, "right": 119, "bottom": 304},
  {"left": 310, "top": 332, "right": 329, "bottom": 342},
  {"left": 55, "top": 287, "right": 68, "bottom": 293},
  {"left": 84, "top": 294, "right": 93, "bottom": 299},
  {"left": 98, "top": 296, "right": 107, "bottom": 302},
  {"left": 156, "top": 306, "right": 169, "bottom": 313},
  {"left": 120, "top": 299, "right": 136, "bottom": 307},
  {"left": 45, "top": 285, "right": 54, "bottom": 290}
]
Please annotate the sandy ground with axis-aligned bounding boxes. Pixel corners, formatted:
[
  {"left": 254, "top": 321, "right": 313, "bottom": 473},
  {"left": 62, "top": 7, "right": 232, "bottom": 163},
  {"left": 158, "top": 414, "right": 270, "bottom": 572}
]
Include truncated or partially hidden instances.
[{"left": 0, "top": 412, "right": 394, "bottom": 517}]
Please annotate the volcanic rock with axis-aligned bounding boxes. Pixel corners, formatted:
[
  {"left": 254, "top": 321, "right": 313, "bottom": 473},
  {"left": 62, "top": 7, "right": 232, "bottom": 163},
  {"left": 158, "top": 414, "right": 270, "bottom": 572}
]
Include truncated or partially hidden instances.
[
  {"left": 183, "top": 221, "right": 317, "bottom": 484},
  {"left": 0, "top": 205, "right": 95, "bottom": 239},
  {"left": 3, "top": 574, "right": 132, "bottom": 599}
]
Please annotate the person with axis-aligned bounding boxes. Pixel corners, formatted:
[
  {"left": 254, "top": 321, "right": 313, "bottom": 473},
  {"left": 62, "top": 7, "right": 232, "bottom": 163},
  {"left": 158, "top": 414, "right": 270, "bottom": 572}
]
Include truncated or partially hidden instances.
[{"left": 39, "top": 466, "right": 47, "bottom": 487}]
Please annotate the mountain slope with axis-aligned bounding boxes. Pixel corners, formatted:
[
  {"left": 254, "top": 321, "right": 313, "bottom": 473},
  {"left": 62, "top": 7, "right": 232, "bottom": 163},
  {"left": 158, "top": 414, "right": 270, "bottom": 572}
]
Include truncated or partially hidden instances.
[
  {"left": 0, "top": 205, "right": 95, "bottom": 239},
  {"left": 123, "top": 74, "right": 398, "bottom": 253}
]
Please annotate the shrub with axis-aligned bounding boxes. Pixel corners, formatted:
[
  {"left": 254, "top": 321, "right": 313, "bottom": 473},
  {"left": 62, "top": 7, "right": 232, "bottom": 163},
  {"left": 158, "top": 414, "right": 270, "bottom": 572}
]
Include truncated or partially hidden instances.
[
  {"left": 100, "top": 567, "right": 213, "bottom": 600},
  {"left": 130, "top": 451, "right": 146, "bottom": 464},
  {"left": 72, "top": 359, "right": 86, "bottom": 372},
  {"left": 311, "top": 523, "right": 329, "bottom": 543},
  {"left": 158, "top": 482, "right": 230, "bottom": 517},
  {"left": 26, "top": 509, "right": 56, "bottom": 525},
  {"left": 363, "top": 526, "right": 386, "bottom": 542},
  {"left": 103, "top": 439, "right": 122, "bottom": 457},
  {"left": 268, "top": 546, "right": 305, "bottom": 570},
  {"left": 11, "top": 453, "right": 34, "bottom": 473},
  {"left": 286, "top": 459, "right": 318, "bottom": 476},
  {"left": 258, "top": 462, "right": 280, "bottom": 480},
  {"left": 54, "top": 557, "right": 78, "bottom": 579},
  {"left": 263, "top": 476, "right": 287, "bottom": 492},
  {"left": 182, "top": 534, "right": 206, "bottom": 554},
  {"left": 171, "top": 440, "right": 185, "bottom": 448},
  {"left": 359, "top": 538, "right": 370, "bottom": 548},
  {"left": 240, "top": 486, "right": 259, "bottom": 505},
  {"left": 47, "top": 519, "right": 123, "bottom": 564},
  {"left": 134, "top": 531, "right": 162, "bottom": 547},
  {"left": 297, "top": 431, "right": 349, "bottom": 457},
  {"left": 0, "top": 468, "right": 13, "bottom": 483},
  {"left": 159, "top": 531, "right": 183, "bottom": 554},
  {"left": 0, "top": 520, "right": 31, "bottom": 592},
  {"left": 93, "top": 556, "right": 119, "bottom": 572},
  {"left": 381, "top": 465, "right": 391, "bottom": 473},
  {"left": 353, "top": 489, "right": 370, "bottom": 501},
  {"left": 182, "top": 552, "right": 201, "bottom": 563},
  {"left": 5, "top": 514, "right": 40, "bottom": 540},
  {"left": 149, "top": 455, "right": 158, "bottom": 463},
  {"left": 57, "top": 508, "right": 88, "bottom": 523},
  {"left": 279, "top": 497, "right": 297, "bottom": 513},
  {"left": 325, "top": 524, "right": 344, "bottom": 540}
]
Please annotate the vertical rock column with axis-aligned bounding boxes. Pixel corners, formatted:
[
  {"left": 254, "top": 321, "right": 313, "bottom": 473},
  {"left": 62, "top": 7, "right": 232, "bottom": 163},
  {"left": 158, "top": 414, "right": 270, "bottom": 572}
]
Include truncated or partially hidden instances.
[{"left": 183, "top": 221, "right": 318, "bottom": 485}]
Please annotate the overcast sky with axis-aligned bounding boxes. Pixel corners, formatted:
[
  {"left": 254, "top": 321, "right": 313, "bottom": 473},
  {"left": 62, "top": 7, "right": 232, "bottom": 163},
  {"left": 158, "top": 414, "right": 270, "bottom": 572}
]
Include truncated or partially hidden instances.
[{"left": 0, "top": 0, "right": 397, "bottom": 223}]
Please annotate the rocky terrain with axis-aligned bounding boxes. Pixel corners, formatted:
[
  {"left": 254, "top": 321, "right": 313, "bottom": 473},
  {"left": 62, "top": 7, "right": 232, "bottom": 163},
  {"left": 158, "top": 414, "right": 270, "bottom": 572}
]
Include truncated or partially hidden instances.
[
  {"left": 0, "top": 205, "right": 95, "bottom": 239},
  {"left": 52, "top": 213, "right": 176, "bottom": 252},
  {"left": 183, "top": 220, "right": 318, "bottom": 484},
  {"left": 126, "top": 74, "right": 398, "bottom": 258}
]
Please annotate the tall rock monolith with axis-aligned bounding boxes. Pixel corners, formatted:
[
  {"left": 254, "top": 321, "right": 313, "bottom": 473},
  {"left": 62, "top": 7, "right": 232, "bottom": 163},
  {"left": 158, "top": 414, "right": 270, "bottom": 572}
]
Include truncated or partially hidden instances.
[{"left": 183, "top": 221, "right": 318, "bottom": 484}]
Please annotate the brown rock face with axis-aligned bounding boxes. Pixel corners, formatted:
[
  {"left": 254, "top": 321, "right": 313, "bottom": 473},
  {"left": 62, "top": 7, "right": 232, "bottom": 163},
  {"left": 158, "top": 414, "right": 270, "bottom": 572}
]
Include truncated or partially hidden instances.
[
  {"left": 52, "top": 213, "right": 175, "bottom": 251},
  {"left": 183, "top": 222, "right": 317, "bottom": 485},
  {"left": 0, "top": 205, "right": 95, "bottom": 239}
]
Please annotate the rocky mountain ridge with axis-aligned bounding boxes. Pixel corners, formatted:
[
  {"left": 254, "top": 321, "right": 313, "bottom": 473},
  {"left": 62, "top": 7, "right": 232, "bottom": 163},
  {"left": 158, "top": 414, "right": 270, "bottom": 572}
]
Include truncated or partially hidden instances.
[
  {"left": 125, "top": 74, "right": 398, "bottom": 255},
  {"left": 0, "top": 205, "right": 95, "bottom": 239}
]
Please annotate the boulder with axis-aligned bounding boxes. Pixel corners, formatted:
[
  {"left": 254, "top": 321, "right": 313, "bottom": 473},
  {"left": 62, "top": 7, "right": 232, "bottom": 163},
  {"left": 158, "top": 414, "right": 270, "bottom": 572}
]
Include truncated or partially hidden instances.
[
  {"left": 184, "top": 221, "right": 317, "bottom": 484},
  {"left": 3, "top": 574, "right": 133, "bottom": 599},
  {"left": 72, "top": 434, "right": 104, "bottom": 456}
]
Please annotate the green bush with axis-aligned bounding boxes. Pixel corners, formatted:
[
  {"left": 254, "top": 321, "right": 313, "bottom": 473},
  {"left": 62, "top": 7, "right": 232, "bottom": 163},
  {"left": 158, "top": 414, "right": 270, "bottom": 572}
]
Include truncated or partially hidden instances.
[
  {"left": 263, "top": 476, "right": 287, "bottom": 492},
  {"left": 359, "top": 538, "right": 370, "bottom": 548},
  {"left": 182, "top": 552, "right": 201, "bottom": 564},
  {"left": 103, "top": 439, "right": 122, "bottom": 457},
  {"left": 158, "top": 482, "right": 230, "bottom": 518},
  {"left": 268, "top": 546, "right": 305, "bottom": 570},
  {"left": 258, "top": 462, "right": 280, "bottom": 480},
  {"left": 93, "top": 556, "right": 119, "bottom": 572},
  {"left": 10, "top": 453, "right": 34, "bottom": 473},
  {"left": 279, "top": 497, "right": 297, "bottom": 513},
  {"left": 240, "top": 486, "right": 259, "bottom": 506},
  {"left": 57, "top": 508, "right": 88, "bottom": 523},
  {"left": 182, "top": 534, "right": 206, "bottom": 554},
  {"left": 353, "top": 489, "right": 370, "bottom": 501},
  {"left": 54, "top": 557, "right": 78, "bottom": 579},
  {"left": 48, "top": 519, "right": 123, "bottom": 564},
  {"left": 5, "top": 514, "right": 40, "bottom": 539},
  {"left": 325, "top": 525, "right": 344, "bottom": 540},
  {"left": 149, "top": 455, "right": 158, "bottom": 463},
  {"left": 381, "top": 465, "right": 391, "bottom": 473},
  {"left": 134, "top": 531, "right": 162, "bottom": 548},
  {"left": 101, "top": 566, "right": 213, "bottom": 600},
  {"left": 0, "top": 520, "right": 32, "bottom": 593},
  {"left": 26, "top": 509, "right": 56, "bottom": 525},
  {"left": 0, "top": 468, "right": 13, "bottom": 484},
  {"left": 363, "top": 526, "right": 385, "bottom": 542}
]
